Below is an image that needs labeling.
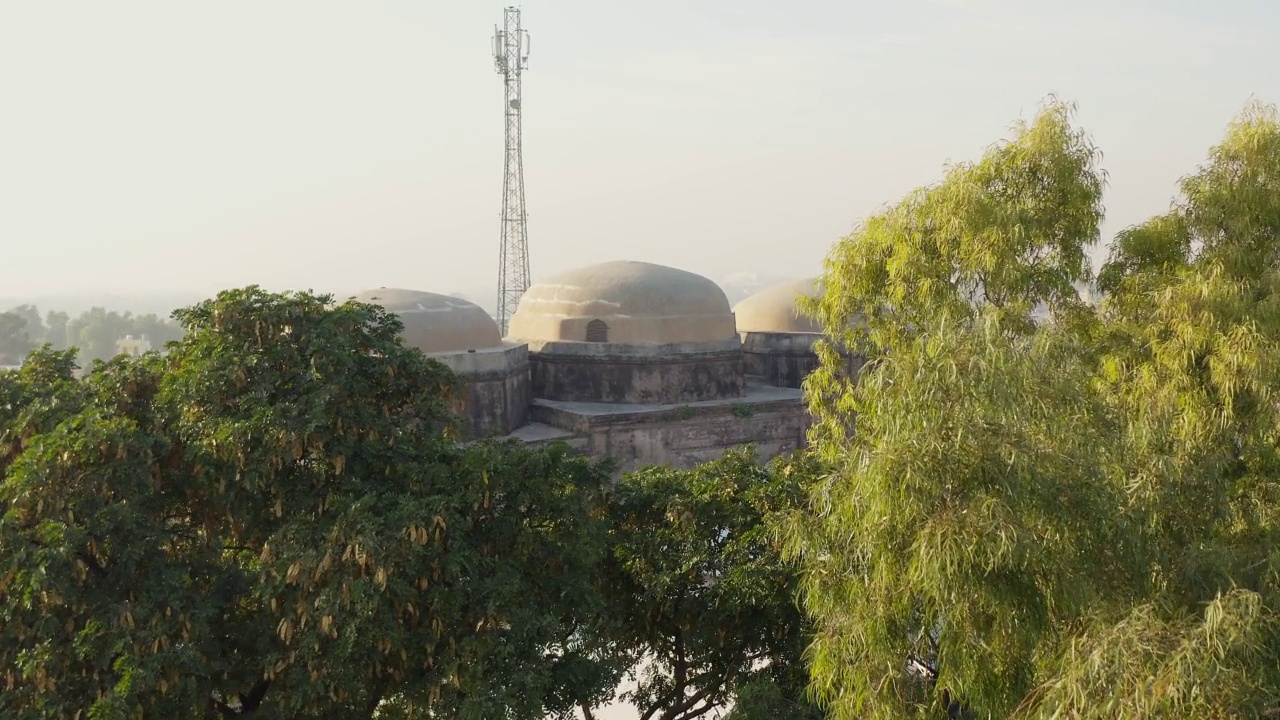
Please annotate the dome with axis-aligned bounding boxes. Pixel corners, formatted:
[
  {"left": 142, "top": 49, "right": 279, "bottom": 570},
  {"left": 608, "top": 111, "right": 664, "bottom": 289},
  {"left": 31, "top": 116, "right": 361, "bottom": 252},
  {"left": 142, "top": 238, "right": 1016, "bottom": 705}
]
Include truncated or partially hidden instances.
[
  {"left": 352, "top": 288, "right": 502, "bottom": 353},
  {"left": 507, "top": 260, "right": 738, "bottom": 345},
  {"left": 733, "top": 278, "right": 824, "bottom": 334}
]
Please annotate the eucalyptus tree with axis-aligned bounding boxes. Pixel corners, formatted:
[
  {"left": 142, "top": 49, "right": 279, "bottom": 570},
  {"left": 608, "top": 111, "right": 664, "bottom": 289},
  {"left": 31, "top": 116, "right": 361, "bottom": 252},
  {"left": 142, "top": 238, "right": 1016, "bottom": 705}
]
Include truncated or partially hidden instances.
[
  {"left": 788, "top": 98, "right": 1114, "bottom": 720},
  {"left": 1040, "top": 99, "right": 1280, "bottom": 719},
  {"left": 0, "top": 287, "right": 611, "bottom": 720},
  {"left": 788, "top": 98, "right": 1280, "bottom": 718}
]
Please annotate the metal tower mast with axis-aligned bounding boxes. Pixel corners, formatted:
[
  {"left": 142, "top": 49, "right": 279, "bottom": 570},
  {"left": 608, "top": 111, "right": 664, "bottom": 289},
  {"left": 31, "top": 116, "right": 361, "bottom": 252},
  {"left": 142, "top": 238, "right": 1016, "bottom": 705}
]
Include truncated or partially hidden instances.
[{"left": 492, "top": 7, "right": 531, "bottom": 335}]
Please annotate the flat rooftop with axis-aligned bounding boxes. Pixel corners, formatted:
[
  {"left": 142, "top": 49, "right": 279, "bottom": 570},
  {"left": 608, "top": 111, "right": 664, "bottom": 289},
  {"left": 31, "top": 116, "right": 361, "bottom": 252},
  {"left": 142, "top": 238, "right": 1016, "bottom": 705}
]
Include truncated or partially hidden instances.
[{"left": 506, "top": 421, "right": 576, "bottom": 443}]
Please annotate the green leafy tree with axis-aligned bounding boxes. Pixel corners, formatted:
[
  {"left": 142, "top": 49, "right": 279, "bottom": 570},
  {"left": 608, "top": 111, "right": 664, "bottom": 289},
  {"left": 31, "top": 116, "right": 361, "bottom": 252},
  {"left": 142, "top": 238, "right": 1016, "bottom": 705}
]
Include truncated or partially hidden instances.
[
  {"left": 593, "top": 448, "right": 823, "bottom": 720},
  {"left": 789, "top": 97, "right": 1113, "bottom": 719},
  {"left": 0, "top": 311, "right": 34, "bottom": 365},
  {"left": 789, "top": 97, "right": 1280, "bottom": 719},
  {"left": 1031, "top": 99, "right": 1280, "bottom": 719},
  {"left": 1, "top": 287, "right": 611, "bottom": 720}
]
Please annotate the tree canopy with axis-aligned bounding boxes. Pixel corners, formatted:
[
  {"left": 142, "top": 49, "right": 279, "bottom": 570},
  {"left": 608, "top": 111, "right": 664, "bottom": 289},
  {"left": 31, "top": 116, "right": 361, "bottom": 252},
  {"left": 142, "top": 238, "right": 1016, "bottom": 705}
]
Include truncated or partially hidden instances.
[
  {"left": 9, "top": 96, "right": 1280, "bottom": 720},
  {"left": 595, "top": 448, "right": 823, "bottom": 720},
  {"left": 791, "top": 98, "right": 1280, "bottom": 718},
  {"left": 0, "top": 287, "right": 611, "bottom": 720},
  {"left": 1, "top": 304, "right": 185, "bottom": 364},
  {"left": 0, "top": 312, "right": 36, "bottom": 366}
]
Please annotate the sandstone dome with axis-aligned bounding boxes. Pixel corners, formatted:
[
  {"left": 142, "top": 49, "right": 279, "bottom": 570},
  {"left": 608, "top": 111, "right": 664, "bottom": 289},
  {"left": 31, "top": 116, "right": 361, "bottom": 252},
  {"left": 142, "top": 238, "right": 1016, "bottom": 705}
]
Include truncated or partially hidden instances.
[
  {"left": 352, "top": 288, "right": 502, "bottom": 354},
  {"left": 507, "top": 260, "right": 738, "bottom": 345},
  {"left": 733, "top": 278, "right": 824, "bottom": 334}
]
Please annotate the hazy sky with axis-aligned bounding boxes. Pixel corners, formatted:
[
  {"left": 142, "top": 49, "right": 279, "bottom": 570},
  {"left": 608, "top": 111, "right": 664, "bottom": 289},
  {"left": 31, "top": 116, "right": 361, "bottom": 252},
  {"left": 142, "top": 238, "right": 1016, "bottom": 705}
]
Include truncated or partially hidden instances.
[{"left": 2, "top": 0, "right": 1278, "bottom": 305}]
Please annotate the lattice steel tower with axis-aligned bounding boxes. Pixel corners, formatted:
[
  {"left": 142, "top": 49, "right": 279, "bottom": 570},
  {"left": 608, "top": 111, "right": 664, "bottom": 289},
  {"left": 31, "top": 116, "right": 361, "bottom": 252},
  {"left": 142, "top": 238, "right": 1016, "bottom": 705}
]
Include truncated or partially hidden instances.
[{"left": 492, "top": 7, "right": 531, "bottom": 335}]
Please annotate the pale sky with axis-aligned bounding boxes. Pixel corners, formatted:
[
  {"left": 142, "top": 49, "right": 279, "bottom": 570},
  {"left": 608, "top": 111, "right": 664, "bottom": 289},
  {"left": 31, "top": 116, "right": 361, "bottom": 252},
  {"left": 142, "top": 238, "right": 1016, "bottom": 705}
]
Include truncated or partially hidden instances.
[
  {"left": 2, "top": 0, "right": 1277, "bottom": 308},
  {"left": 1, "top": 5, "right": 1276, "bottom": 716}
]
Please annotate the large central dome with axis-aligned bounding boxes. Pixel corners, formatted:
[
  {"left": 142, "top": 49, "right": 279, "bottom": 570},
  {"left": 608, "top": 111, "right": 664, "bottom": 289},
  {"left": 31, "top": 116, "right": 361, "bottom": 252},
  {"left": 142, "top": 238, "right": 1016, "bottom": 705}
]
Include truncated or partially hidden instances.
[{"left": 507, "top": 260, "right": 738, "bottom": 345}]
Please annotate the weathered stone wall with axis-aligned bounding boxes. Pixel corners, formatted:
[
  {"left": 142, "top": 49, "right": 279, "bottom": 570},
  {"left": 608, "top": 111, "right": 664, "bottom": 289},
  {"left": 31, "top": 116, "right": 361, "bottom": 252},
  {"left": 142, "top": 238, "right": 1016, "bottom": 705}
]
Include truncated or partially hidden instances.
[
  {"left": 741, "top": 331, "right": 865, "bottom": 389},
  {"left": 527, "top": 384, "right": 808, "bottom": 473},
  {"left": 510, "top": 312, "right": 739, "bottom": 347},
  {"left": 431, "top": 344, "right": 531, "bottom": 439},
  {"left": 525, "top": 339, "right": 744, "bottom": 405}
]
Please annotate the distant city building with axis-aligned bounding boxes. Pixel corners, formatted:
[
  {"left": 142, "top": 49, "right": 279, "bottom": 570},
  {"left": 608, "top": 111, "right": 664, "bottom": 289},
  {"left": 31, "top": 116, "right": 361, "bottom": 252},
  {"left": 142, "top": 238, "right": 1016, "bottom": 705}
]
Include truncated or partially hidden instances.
[{"left": 115, "top": 335, "right": 153, "bottom": 357}]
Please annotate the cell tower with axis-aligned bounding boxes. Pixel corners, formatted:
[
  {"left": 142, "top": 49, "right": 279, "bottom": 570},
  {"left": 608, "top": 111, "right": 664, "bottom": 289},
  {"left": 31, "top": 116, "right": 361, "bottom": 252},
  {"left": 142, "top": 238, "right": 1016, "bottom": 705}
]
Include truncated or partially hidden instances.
[{"left": 492, "top": 7, "right": 531, "bottom": 335}]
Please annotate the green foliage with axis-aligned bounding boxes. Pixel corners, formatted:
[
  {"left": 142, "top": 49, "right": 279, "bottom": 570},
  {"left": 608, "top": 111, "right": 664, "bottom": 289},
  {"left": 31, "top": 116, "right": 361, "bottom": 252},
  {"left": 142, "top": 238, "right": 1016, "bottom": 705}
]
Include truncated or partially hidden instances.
[
  {"left": 802, "top": 97, "right": 1101, "bottom": 363},
  {"left": 791, "top": 97, "right": 1280, "bottom": 718},
  {"left": 1037, "top": 98, "right": 1280, "bottom": 720},
  {"left": 595, "top": 448, "right": 823, "bottom": 720},
  {"left": 0, "top": 287, "right": 611, "bottom": 720},
  {"left": 723, "top": 676, "right": 824, "bottom": 720}
]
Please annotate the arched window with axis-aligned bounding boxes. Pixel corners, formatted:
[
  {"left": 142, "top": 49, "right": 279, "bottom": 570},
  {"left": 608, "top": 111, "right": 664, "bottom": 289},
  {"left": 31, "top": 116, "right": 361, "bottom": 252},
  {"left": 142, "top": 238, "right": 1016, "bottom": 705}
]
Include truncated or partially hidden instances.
[{"left": 585, "top": 319, "right": 609, "bottom": 342}]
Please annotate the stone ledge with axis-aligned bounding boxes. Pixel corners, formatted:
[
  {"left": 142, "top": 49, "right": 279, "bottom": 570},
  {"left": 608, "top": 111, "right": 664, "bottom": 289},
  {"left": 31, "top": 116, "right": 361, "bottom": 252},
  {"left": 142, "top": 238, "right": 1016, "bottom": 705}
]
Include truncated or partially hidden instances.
[
  {"left": 740, "top": 331, "right": 822, "bottom": 355},
  {"left": 522, "top": 337, "right": 741, "bottom": 362},
  {"left": 529, "top": 383, "right": 803, "bottom": 433},
  {"left": 429, "top": 342, "right": 529, "bottom": 377}
]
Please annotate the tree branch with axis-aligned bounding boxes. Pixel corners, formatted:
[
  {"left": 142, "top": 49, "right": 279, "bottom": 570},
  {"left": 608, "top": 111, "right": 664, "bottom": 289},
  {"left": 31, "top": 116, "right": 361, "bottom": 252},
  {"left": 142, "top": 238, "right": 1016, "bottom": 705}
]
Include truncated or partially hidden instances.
[
  {"left": 645, "top": 648, "right": 755, "bottom": 720},
  {"left": 77, "top": 549, "right": 109, "bottom": 580},
  {"left": 674, "top": 627, "right": 688, "bottom": 691},
  {"left": 211, "top": 678, "right": 271, "bottom": 717},
  {"left": 665, "top": 674, "right": 732, "bottom": 720},
  {"left": 363, "top": 681, "right": 388, "bottom": 719}
]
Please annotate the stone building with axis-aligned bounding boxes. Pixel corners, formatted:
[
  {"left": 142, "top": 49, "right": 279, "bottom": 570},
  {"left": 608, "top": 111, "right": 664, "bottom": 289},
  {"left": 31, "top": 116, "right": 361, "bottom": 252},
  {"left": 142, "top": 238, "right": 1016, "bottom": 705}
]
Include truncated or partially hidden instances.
[
  {"left": 350, "top": 288, "right": 530, "bottom": 439},
  {"left": 357, "top": 261, "right": 852, "bottom": 472}
]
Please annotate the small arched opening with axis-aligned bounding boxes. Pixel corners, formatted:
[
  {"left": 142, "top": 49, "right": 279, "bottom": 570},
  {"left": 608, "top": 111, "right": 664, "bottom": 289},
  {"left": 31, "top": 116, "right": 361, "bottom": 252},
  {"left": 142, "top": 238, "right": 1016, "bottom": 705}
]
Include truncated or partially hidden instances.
[{"left": 585, "top": 319, "right": 609, "bottom": 342}]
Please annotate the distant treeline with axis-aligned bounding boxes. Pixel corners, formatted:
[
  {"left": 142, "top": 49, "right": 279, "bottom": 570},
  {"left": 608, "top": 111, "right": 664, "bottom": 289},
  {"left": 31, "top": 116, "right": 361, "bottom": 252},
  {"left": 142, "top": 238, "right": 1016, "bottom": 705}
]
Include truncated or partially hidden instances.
[{"left": 0, "top": 304, "right": 184, "bottom": 366}]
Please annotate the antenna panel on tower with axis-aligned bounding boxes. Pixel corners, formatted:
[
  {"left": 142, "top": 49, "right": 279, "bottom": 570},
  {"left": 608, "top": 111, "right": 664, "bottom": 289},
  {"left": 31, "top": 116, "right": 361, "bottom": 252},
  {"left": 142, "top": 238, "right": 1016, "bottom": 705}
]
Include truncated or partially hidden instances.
[{"left": 492, "top": 29, "right": 506, "bottom": 68}]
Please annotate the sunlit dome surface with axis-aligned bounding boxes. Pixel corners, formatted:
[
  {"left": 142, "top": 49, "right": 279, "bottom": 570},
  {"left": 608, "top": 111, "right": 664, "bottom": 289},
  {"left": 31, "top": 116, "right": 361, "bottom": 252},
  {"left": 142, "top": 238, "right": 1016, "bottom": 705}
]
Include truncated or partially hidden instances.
[
  {"left": 352, "top": 288, "right": 502, "bottom": 353},
  {"left": 507, "top": 260, "right": 738, "bottom": 345},
  {"left": 733, "top": 278, "right": 824, "bottom": 334}
]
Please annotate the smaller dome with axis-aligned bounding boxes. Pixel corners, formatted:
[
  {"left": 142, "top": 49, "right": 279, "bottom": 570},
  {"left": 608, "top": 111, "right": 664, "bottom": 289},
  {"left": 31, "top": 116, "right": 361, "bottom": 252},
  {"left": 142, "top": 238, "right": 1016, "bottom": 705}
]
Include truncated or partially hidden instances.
[
  {"left": 353, "top": 288, "right": 502, "bottom": 353},
  {"left": 733, "top": 278, "right": 824, "bottom": 334}
]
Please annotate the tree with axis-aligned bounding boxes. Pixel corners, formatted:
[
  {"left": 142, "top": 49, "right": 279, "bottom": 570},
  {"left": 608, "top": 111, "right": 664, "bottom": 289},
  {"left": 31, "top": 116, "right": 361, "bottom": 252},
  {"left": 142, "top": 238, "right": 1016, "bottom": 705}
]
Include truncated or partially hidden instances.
[
  {"left": 65, "top": 306, "right": 133, "bottom": 363},
  {"left": 0, "top": 286, "right": 611, "bottom": 720},
  {"left": 0, "top": 311, "right": 34, "bottom": 365},
  {"left": 722, "top": 676, "right": 824, "bottom": 720},
  {"left": 6, "top": 305, "right": 45, "bottom": 344},
  {"left": 789, "top": 97, "right": 1114, "bottom": 719},
  {"left": 56, "top": 307, "right": 184, "bottom": 362},
  {"left": 130, "top": 312, "right": 185, "bottom": 347},
  {"left": 592, "top": 448, "right": 823, "bottom": 720},
  {"left": 44, "top": 310, "right": 70, "bottom": 350},
  {"left": 789, "top": 97, "right": 1280, "bottom": 719},
  {"left": 1032, "top": 99, "right": 1280, "bottom": 719}
]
